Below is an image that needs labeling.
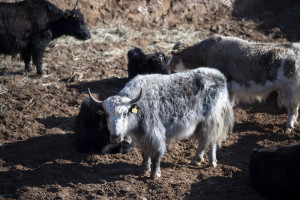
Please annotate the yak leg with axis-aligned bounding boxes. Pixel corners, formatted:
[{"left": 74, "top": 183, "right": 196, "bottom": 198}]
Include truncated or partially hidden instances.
[
  {"left": 32, "top": 47, "right": 45, "bottom": 75},
  {"left": 286, "top": 104, "right": 299, "bottom": 132},
  {"left": 209, "top": 142, "right": 218, "bottom": 168},
  {"left": 32, "top": 31, "right": 52, "bottom": 75},
  {"left": 150, "top": 136, "right": 166, "bottom": 179},
  {"left": 21, "top": 52, "right": 32, "bottom": 72},
  {"left": 141, "top": 152, "right": 151, "bottom": 175},
  {"left": 191, "top": 139, "right": 209, "bottom": 166},
  {"left": 151, "top": 153, "right": 163, "bottom": 179}
]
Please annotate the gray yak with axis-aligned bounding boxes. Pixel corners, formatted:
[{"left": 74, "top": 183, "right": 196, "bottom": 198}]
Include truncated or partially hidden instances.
[
  {"left": 167, "top": 35, "right": 300, "bottom": 132},
  {"left": 88, "top": 67, "right": 234, "bottom": 179}
]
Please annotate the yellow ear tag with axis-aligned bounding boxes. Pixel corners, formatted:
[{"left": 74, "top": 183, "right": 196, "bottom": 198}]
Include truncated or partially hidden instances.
[
  {"left": 97, "top": 110, "right": 105, "bottom": 115},
  {"left": 131, "top": 106, "right": 138, "bottom": 114}
]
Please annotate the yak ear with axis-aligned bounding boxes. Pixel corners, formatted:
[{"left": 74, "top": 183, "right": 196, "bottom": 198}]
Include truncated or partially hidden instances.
[
  {"left": 129, "top": 104, "right": 139, "bottom": 114},
  {"left": 171, "top": 50, "right": 181, "bottom": 56},
  {"left": 88, "top": 88, "right": 103, "bottom": 105},
  {"left": 63, "top": 10, "right": 72, "bottom": 19},
  {"left": 63, "top": 11, "right": 69, "bottom": 19}
]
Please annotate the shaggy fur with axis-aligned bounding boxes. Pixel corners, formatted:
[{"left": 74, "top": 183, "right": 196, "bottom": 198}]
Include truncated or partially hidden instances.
[
  {"left": 127, "top": 47, "right": 168, "bottom": 79},
  {"left": 0, "top": 0, "right": 91, "bottom": 75},
  {"left": 74, "top": 98, "right": 133, "bottom": 154},
  {"left": 249, "top": 144, "right": 300, "bottom": 200},
  {"left": 168, "top": 35, "right": 300, "bottom": 131},
  {"left": 91, "top": 68, "right": 234, "bottom": 179}
]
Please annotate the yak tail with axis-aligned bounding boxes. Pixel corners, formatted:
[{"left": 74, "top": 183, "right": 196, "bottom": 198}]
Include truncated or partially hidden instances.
[{"left": 217, "top": 101, "right": 234, "bottom": 147}]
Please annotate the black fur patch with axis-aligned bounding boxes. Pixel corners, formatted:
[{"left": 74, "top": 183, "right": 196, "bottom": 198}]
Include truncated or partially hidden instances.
[
  {"left": 257, "top": 48, "right": 282, "bottom": 83},
  {"left": 127, "top": 47, "right": 168, "bottom": 79},
  {"left": 74, "top": 99, "right": 132, "bottom": 154},
  {"left": 283, "top": 58, "right": 296, "bottom": 78}
]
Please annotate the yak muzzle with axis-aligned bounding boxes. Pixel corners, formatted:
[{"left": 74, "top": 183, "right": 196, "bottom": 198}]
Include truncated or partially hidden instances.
[{"left": 110, "top": 135, "right": 123, "bottom": 144}]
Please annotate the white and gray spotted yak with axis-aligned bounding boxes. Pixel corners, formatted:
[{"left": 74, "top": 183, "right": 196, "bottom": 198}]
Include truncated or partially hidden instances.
[{"left": 167, "top": 35, "right": 300, "bottom": 132}]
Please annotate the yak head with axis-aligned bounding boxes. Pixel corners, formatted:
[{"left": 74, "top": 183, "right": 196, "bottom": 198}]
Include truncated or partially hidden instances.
[
  {"left": 165, "top": 40, "right": 191, "bottom": 73},
  {"left": 147, "top": 52, "right": 169, "bottom": 74},
  {"left": 88, "top": 89, "right": 142, "bottom": 144},
  {"left": 61, "top": 0, "right": 91, "bottom": 40}
]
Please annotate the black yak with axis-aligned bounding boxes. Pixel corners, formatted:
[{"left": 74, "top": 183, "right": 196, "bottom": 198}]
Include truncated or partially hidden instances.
[
  {"left": 127, "top": 47, "right": 168, "bottom": 79},
  {"left": 249, "top": 144, "right": 300, "bottom": 199},
  {"left": 74, "top": 98, "right": 133, "bottom": 154},
  {"left": 0, "top": 0, "right": 91, "bottom": 75}
]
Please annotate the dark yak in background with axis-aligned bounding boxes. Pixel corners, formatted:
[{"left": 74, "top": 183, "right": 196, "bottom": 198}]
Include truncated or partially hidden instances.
[
  {"left": 127, "top": 47, "right": 168, "bottom": 79},
  {"left": 74, "top": 98, "right": 133, "bottom": 154},
  {"left": 249, "top": 144, "right": 300, "bottom": 200},
  {"left": 0, "top": 0, "right": 91, "bottom": 75}
]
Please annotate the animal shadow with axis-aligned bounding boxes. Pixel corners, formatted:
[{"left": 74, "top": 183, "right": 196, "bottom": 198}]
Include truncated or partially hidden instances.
[
  {"left": 67, "top": 77, "right": 129, "bottom": 99},
  {"left": 0, "top": 133, "right": 137, "bottom": 199},
  {"left": 36, "top": 115, "right": 75, "bottom": 131},
  {"left": 232, "top": 0, "right": 300, "bottom": 42}
]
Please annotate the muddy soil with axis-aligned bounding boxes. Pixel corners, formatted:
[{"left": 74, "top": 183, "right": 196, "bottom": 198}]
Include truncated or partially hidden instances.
[{"left": 1, "top": 0, "right": 300, "bottom": 199}]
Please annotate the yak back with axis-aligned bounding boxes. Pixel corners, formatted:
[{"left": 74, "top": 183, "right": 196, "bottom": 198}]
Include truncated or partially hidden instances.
[
  {"left": 181, "top": 36, "right": 298, "bottom": 85},
  {"left": 120, "top": 68, "right": 227, "bottom": 130}
]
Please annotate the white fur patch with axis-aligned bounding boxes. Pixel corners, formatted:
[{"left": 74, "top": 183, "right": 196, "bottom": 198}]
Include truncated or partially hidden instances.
[
  {"left": 167, "top": 120, "right": 198, "bottom": 142},
  {"left": 292, "top": 43, "right": 300, "bottom": 49},
  {"left": 229, "top": 80, "right": 276, "bottom": 103},
  {"left": 174, "top": 59, "right": 187, "bottom": 72},
  {"left": 102, "top": 96, "right": 132, "bottom": 141}
]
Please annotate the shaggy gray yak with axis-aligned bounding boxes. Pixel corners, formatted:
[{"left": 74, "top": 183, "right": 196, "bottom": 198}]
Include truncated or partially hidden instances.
[{"left": 88, "top": 67, "right": 234, "bottom": 179}]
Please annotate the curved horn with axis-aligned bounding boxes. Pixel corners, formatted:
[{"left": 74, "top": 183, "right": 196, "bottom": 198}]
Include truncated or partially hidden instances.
[
  {"left": 74, "top": 0, "right": 79, "bottom": 11},
  {"left": 88, "top": 88, "right": 103, "bottom": 105},
  {"left": 129, "top": 89, "right": 142, "bottom": 104}
]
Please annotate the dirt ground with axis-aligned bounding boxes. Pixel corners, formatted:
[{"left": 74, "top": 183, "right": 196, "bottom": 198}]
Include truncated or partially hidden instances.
[{"left": 1, "top": 0, "right": 300, "bottom": 199}]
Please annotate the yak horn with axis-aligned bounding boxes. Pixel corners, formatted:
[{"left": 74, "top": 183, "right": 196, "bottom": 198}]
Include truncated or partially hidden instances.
[
  {"left": 70, "top": 0, "right": 79, "bottom": 16},
  {"left": 74, "top": 0, "right": 79, "bottom": 11},
  {"left": 88, "top": 88, "right": 103, "bottom": 105},
  {"left": 129, "top": 89, "right": 142, "bottom": 104}
]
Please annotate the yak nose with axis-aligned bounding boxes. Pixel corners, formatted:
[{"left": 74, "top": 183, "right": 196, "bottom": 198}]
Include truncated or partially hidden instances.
[
  {"left": 123, "top": 136, "right": 132, "bottom": 146},
  {"left": 110, "top": 135, "right": 122, "bottom": 144},
  {"left": 87, "top": 32, "right": 91, "bottom": 39}
]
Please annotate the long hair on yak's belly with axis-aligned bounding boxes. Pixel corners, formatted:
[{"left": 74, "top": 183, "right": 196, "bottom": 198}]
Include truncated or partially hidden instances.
[{"left": 74, "top": 98, "right": 132, "bottom": 154}]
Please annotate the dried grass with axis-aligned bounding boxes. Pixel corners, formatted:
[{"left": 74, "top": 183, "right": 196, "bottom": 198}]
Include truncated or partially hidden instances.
[
  {"left": 49, "top": 25, "right": 210, "bottom": 62},
  {"left": 0, "top": 83, "right": 8, "bottom": 95},
  {"left": 0, "top": 25, "right": 210, "bottom": 80}
]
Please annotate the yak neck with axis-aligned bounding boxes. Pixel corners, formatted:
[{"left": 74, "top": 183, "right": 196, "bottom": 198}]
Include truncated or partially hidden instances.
[{"left": 48, "top": 17, "right": 72, "bottom": 40}]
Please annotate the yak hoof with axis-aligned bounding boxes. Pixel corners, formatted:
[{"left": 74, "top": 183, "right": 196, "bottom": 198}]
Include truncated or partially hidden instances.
[
  {"left": 285, "top": 128, "right": 292, "bottom": 133},
  {"left": 25, "top": 66, "right": 32, "bottom": 72},
  {"left": 211, "top": 161, "right": 217, "bottom": 168},
  {"left": 284, "top": 125, "right": 293, "bottom": 133},
  {"left": 141, "top": 169, "right": 150, "bottom": 176},
  {"left": 191, "top": 160, "right": 202, "bottom": 166},
  {"left": 150, "top": 171, "right": 161, "bottom": 179},
  {"left": 191, "top": 156, "right": 204, "bottom": 166}
]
